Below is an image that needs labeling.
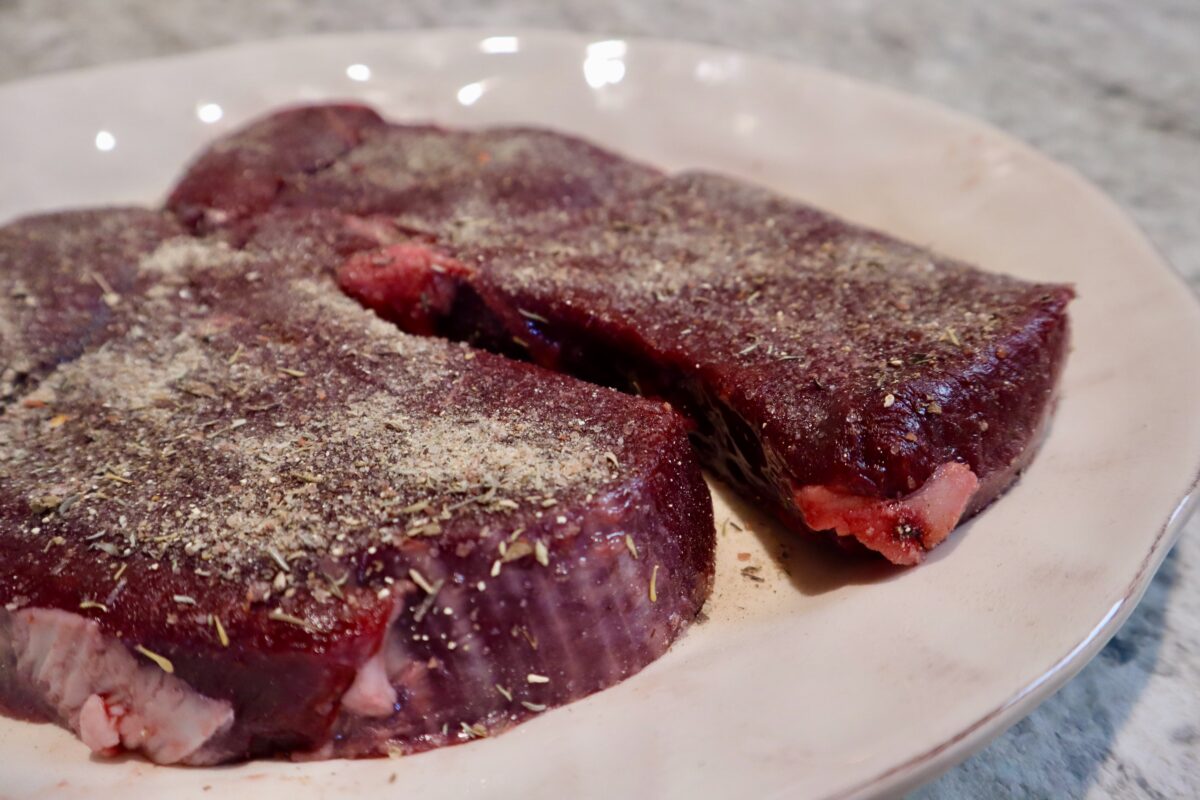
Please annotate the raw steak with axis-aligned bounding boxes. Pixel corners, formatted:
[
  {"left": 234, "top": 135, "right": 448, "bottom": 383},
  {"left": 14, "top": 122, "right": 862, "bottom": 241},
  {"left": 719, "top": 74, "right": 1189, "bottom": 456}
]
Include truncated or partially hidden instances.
[
  {"left": 0, "top": 208, "right": 184, "bottom": 402},
  {"left": 0, "top": 209, "right": 714, "bottom": 763},
  {"left": 169, "top": 105, "right": 1073, "bottom": 564}
]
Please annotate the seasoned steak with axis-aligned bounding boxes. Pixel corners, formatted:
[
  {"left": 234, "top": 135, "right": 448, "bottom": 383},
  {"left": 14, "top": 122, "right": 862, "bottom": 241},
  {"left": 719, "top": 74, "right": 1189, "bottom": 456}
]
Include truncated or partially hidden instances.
[
  {"left": 0, "top": 208, "right": 184, "bottom": 402},
  {"left": 0, "top": 210, "right": 714, "bottom": 763},
  {"left": 167, "top": 104, "right": 660, "bottom": 236},
  {"left": 169, "top": 104, "right": 1073, "bottom": 564}
]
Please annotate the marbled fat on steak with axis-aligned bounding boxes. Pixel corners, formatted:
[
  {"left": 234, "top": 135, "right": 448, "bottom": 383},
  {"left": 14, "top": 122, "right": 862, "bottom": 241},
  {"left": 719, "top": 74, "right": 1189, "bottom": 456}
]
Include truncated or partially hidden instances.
[
  {"left": 169, "top": 104, "right": 1073, "bottom": 565},
  {"left": 0, "top": 209, "right": 715, "bottom": 763}
]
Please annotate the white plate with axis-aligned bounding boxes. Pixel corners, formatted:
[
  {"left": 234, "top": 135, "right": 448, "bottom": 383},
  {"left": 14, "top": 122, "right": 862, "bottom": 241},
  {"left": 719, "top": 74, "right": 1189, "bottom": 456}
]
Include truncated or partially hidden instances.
[{"left": 2, "top": 29, "right": 1199, "bottom": 800}]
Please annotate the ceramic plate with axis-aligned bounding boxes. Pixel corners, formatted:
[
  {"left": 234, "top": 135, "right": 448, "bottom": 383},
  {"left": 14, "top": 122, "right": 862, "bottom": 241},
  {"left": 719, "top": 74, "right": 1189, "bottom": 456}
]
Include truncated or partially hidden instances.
[{"left": 2, "top": 29, "right": 1198, "bottom": 800}]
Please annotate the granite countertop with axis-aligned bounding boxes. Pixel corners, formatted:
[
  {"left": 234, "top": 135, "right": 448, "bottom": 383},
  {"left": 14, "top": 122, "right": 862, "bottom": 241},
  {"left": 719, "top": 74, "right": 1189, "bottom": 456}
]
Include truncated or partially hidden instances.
[{"left": 1, "top": 1, "right": 1196, "bottom": 796}]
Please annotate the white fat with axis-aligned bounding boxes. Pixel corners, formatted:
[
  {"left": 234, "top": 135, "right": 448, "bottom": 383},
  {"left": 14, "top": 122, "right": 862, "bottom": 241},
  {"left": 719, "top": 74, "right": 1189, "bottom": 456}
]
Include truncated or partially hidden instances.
[
  {"left": 78, "top": 693, "right": 120, "bottom": 751},
  {"left": 1, "top": 607, "right": 234, "bottom": 764},
  {"left": 341, "top": 649, "right": 397, "bottom": 717},
  {"left": 341, "top": 600, "right": 400, "bottom": 718}
]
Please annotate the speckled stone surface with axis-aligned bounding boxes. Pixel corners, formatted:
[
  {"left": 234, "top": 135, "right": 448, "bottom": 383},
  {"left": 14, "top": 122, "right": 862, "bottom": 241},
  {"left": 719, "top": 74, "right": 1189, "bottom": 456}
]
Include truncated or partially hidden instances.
[{"left": 1, "top": 2, "right": 1196, "bottom": 797}]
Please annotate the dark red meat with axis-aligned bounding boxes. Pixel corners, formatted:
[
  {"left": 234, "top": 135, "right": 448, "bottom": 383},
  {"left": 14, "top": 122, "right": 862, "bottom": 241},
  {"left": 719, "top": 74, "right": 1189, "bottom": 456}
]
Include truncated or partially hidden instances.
[
  {"left": 168, "top": 104, "right": 1073, "bottom": 564},
  {"left": 0, "top": 208, "right": 184, "bottom": 402},
  {"left": 167, "top": 104, "right": 388, "bottom": 232},
  {"left": 0, "top": 209, "right": 714, "bottom": 763}
]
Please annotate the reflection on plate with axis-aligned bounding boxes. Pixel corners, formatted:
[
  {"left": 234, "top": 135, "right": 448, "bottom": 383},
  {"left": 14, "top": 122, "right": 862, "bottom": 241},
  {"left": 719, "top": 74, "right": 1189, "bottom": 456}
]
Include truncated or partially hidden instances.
[{"left": 2, "top": 28, "right": 1199, "bottom": 800}]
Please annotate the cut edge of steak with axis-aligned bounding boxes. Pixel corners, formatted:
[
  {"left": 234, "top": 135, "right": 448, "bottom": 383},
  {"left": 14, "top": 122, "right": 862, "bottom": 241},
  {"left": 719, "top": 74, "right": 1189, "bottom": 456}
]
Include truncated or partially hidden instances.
[{"left": 0, "top": 607, "right": 235, "bottom": 763}]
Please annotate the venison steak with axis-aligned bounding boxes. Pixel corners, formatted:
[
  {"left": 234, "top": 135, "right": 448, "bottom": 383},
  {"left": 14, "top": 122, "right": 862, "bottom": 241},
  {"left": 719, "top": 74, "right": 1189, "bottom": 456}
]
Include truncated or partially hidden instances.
[
  {"left": 170, "top": 104, "right": 1072, "bottom": 564},
  {"left": 0, "top": 209, "right": 714, "bottom": 763}
]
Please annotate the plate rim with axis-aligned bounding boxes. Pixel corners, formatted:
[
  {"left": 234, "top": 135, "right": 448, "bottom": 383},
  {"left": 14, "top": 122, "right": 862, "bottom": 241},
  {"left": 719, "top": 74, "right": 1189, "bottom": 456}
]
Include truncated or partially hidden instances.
[{"left": 2, "top": 27, "right": 1199, "bottom": 799}]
